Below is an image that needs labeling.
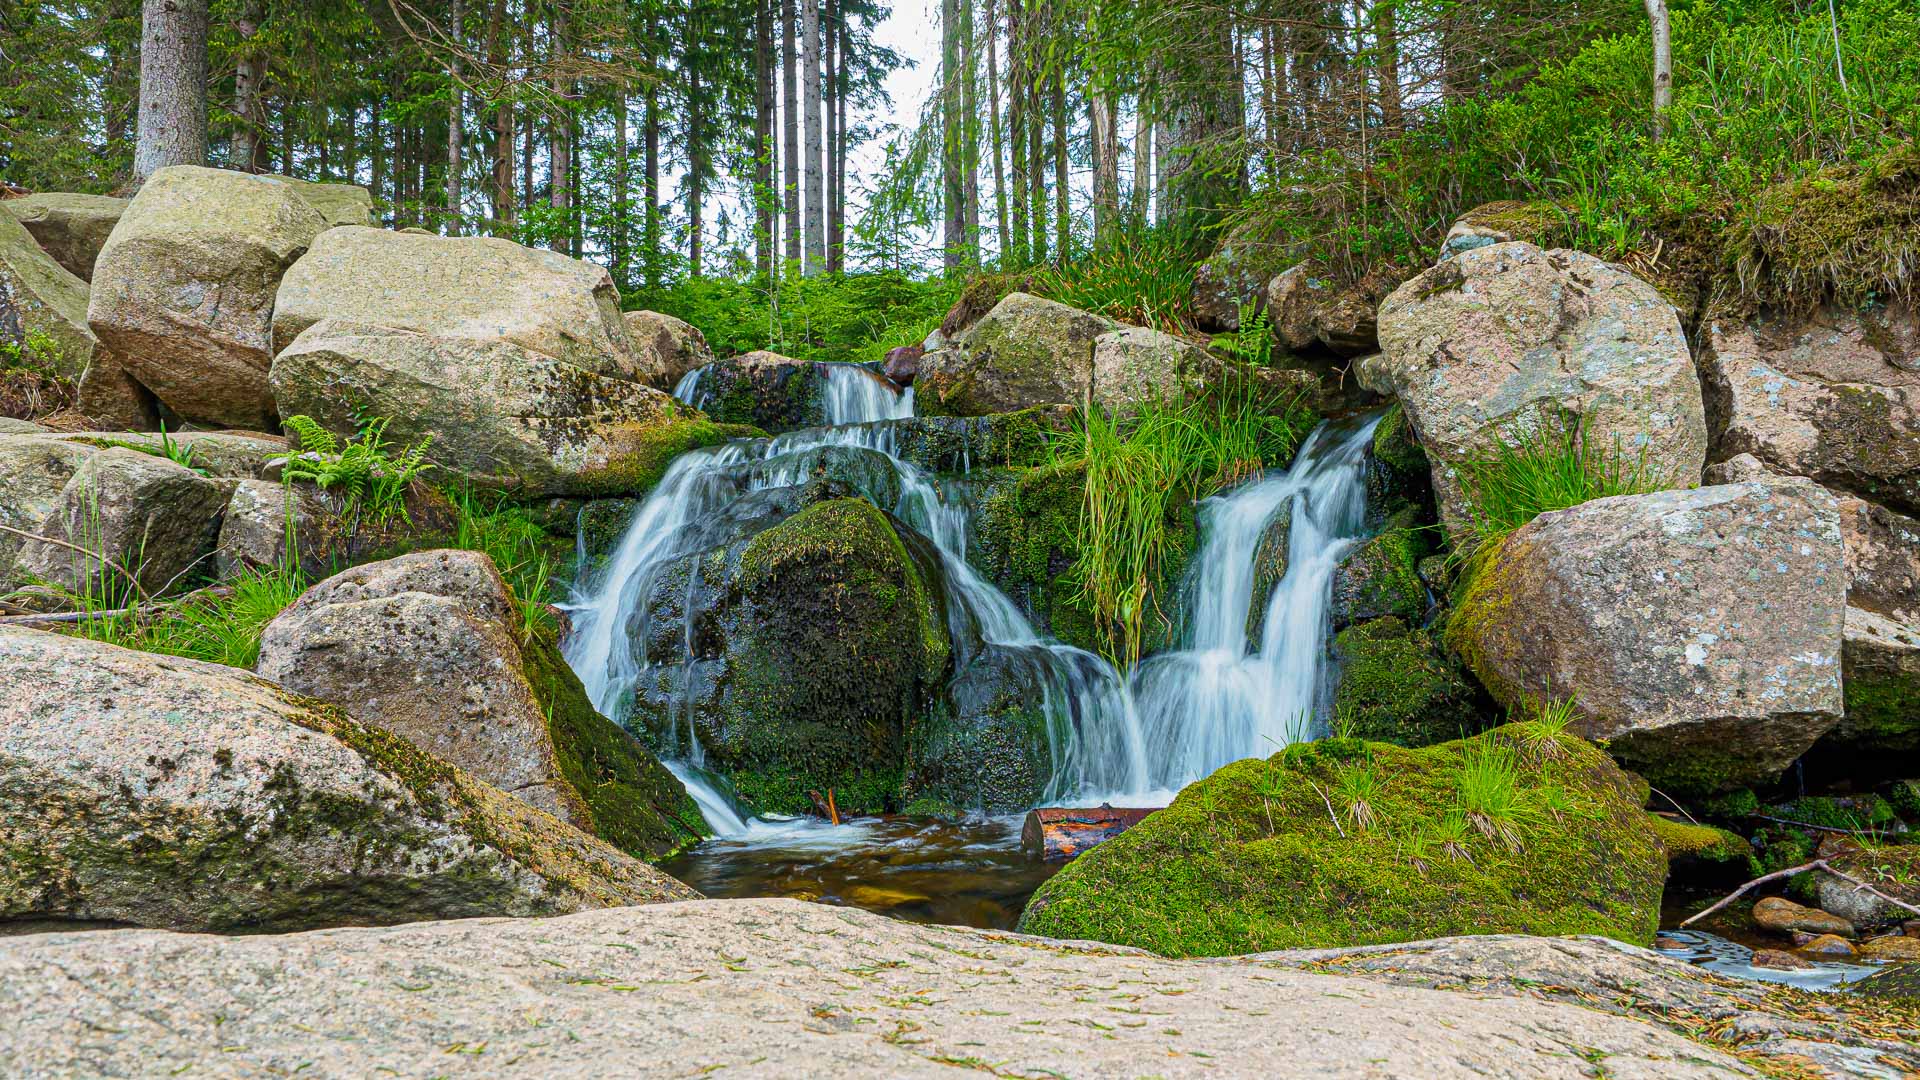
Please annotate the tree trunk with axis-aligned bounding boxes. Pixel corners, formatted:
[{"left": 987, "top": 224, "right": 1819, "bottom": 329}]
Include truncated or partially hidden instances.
[
  {"left": 1026, "top": 30, "right": 1045, "bottom": 263},
  {"left": 231, "top": 0, "right": 266, "bottom": 172},
  {"left": 548, "top": 5, "right": 570, "bottom": 252},
  {"left": 1645, "top": 0, "right": 1672, "bottom": 141},
  {"left": 613, "top": 80, "right": 630, "bottom": 284},
  {"left": 960, "top": 0, "right": 979, "bottom": 265},
  {"left": 1051, "top": 61, "right": 1067, "bottom": 258},
  {"left": 1163, "top": 10, "right": 1244, "bottom": 249},
  {"left": 1131, "top": 92, "right": 1151, "bottom": 223},
  {"left": 801, "top": 0, "right": 825, "bottom": 275},
  {"left": 486, "top": 0, "right": 513, "bottom": 231},
  {"left": 986, "top": 0, "right": 1009, "bottom": 260},
  {"left": 940, "top": 0, "right": 964, "bottom": 270},
  {"left": 134, "top": 0, "right": 209, "bottom": 182},
  {"left": 824, "top": 0, "right": 839, "bottom": 273},
  {"left": 644, "top": 74, "right": 660, "bottom": 288},
  {"left": 1376, "top": 0, "right": 1403, "bottom": 134},
  {"left": 755, "top": 0, "right": 775, "bottom": 278},
  {"left": 688, "top": 10, "right": 705, "bottom": 280},
  {"left": 1005, "top": 0, "right": 1027, "bottom": 267},
  {"left": 831, "top": 4, "right": 848, "bottom": 272},
  {"left": 782, "top": 0, "right": 801, "bottom": 266},
  {"left": 446, "top": 0, "right": 463, "bottom": 233},
  {"left": 1091, "top": 93, "right": 1118, "bottom": 247}
]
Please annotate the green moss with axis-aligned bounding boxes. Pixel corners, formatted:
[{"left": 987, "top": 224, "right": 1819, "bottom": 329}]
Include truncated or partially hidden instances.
[
  {"left": 1647, "top": 815, "right": 1747, "bottom": 865},
  {"left": 1367, "top": 403, "right": 1430, "bottom": 515},
  {"left": 1728, "top": 141, "right": 1920, "bottom": 312},
  {"left": 519, "top": 623, "right": 706, "bottom": 859},
  {"left": 1331, "top": 514, "right": 1428, "bottom": 627},
  {"left": 1017, "top": 724, "right": 1667, "bottom": 956},
  {"left": 1840, "top": 646, "right": 1920, "bottom": 753},
  {"left": 569, "top": 419, "right": 763, "bottom": 498},
  {"left": 1697, "top": 788, "right": 1761, "bottom": 819},
  {"left": 1888, "top": 780, "right": 1920, "bottom": 822},
  {"left": 1333, "top": 617, "right": 1490, "bottom": 748}
]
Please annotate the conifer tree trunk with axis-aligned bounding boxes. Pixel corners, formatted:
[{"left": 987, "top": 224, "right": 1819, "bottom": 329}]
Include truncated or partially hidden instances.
[
  {"left": 782, "top": 0, "right": 801, "bottom": 265},
  {"left": 1026, "top": 25, "right": 1045, "bottom": 263},
  {"left": 688, "top": 6, "right": 705, "bottom": 279},
  {"left": 1376, "top": 0, "right": 1403, "bottom": 133},
  {"left": 801, "top": 0, "right": 826, "bottom": 274},
  {"left": 986, "top": 0, "right": 1009, "bottom": 260},
  {"left": 1131, "top": 92, "right": 1151, "bottom": 223},
  {"left": 1091, "top": 92, "right": 1118, "bottom": 247},
  {"left": 960, "top": 0, "right": 979, "bottom": 265},
  {"left": 824, "top": 0, "right": 839, "bottom": 272},
  {"left": 548, "top": 5, "right": 571, "bottom": 252},
  {"left": 134, "top": 0, "right": 209, "bottom": 182},
  {"left": 487, "top": 0, "right": 514, "bottom": 231},
  {"left": 755, "top": 0, "right": 775, "bottom": 278},
  {"left": 940, "top": 0, "right": 964, "bottom": 270},
  {"left": 613, "top": 81, "right": 630, "bottom": 283},
  {"left": 232, "top": 0, "right": 266, "bottom": 172},
  {"left": 644, "top": 69, "right": 660, "bottom": 286},
  {"left": 446, "top": 0, "right": 463, "bottom": 233},
  {"left": 832, "top": 12, "right": 848, "bottom": 270},
  {"left": 1050, "top": 58, "right": 1067, "bottom": 257},
  {"left": 1005, "top": 0, "right": 1028, "bottom": 267}
]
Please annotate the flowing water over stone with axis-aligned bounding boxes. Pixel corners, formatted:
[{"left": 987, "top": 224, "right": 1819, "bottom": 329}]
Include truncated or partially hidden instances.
[{"left": 564, "top": 367, "right": 1387, "bottom": 920}]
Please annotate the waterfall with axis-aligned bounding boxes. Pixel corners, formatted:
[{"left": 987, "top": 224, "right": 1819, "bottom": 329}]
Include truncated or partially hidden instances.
[
  {"left": 564, "top": 362, "right": 1145, "bottom": 837},
  {"left": 1128, "top": 416, "right": 1382, "bottom": 792},
  {"left": 565, "top": 357, "right": 1382, "bottom": 838}
]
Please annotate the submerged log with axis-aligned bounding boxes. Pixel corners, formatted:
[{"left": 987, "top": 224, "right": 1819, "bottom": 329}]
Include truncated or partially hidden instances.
[{"left": 1022, "top": 805, "right": 1160, "bottom": 862}]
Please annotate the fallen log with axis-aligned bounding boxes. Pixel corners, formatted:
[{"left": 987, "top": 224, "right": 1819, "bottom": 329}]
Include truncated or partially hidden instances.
[{"left": 1021, "top": 805, "right": 1160, "bottom": 862}]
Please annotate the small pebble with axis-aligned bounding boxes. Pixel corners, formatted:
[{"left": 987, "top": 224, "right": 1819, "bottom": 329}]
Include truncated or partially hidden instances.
[{"left": 1751, "top": 948, "right": 1814, "bottom": 970}]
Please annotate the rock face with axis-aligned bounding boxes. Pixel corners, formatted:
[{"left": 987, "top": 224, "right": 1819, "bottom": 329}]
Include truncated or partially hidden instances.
[
  {"left": 0, "top": 626, "right": 694, "bottom": 933},
  {"left": 1020, "top": 725, "right": 1668, "bottom": 955},
  {"left": 1447, "top": 479, "right": 1846, "bottom": 793},
  {"left": 16, "top": 446, "right": 236, "bottom": 596},
  {"left": 622, "top": 309, "right": 715, "bottom": 390},
  {"left": 0, "top": 435, "right": 97, "bottom": 587},
  {"left": 257, "top": 551, "right": 703, "bottom": 859},
  {"left": 87, "top": 166, "right": 332, "bottom": 428},
  {"left": 1371, "top": 243, "right": 1708, "bottom": 537},
  {"left": 676, "top": 350, "right": 825, "bottom": 433},
  {"left": 0, "top": 199, "right": 96, "bottom": 379},
  {"left": 278, "top": 176, "right": 376, "bottom": 227},
  {"left": 213, "top": 476, "right": 457, "bottom": 580},
  {"left": 10, "top": 901, "right": 1852, "bottom": 1080},
  {"left": 4, "top": 192, "right": 126, "bottom": 281},
  {"left": 1834, "top": 606, "right": 1920, "bottom": 754},
  {"left": 1265, "top": 263, "right": 1385, "bottom": 356},
  {"left": 270, "top": 319, "right": 732, "bottom": 497},
  {"left": 625, "top": 496, "right": 951, "bottom": 816},
  {"left": 1698, "top": 300, "right": 1920, "bottom": 517},
  {"left": 1332, "top": 617, "right": 1489, "bottom": 748},
  {"left": 919, "top": 293, "right": 1219, "bottom": 416},
  {"left": 272, "top": 227, "right": 641, "bottom": 378}
]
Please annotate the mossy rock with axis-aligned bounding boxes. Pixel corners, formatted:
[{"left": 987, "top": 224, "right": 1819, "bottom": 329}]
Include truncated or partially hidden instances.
[
  {"left": 1329, "top": 512, "right": 1428, "bottom": 630},
  {"left": 1017, "top": 723, "right": 1667, "bottom": 956},
  {"left": 1332, "top": 616, "right": 1492, "bottom": 748},
  {"left": 570, "top": 418, "right": 763, "bottom": 498},
  {"left": 575, "top": 498, "right": 642, "bottom": 573},
  {"left": 520, "top": 623, "right": 707, "bottom": 859},
  {"left": 882, "top": 406, "right": 1070, "bottom": 474},
  {"left": 1852, "top": 964, "right": 1920, "bottom": 1003},
  {"left": 1646, "top": 815, "right": 1749, "bottom": 884},
  {"left": 905, "top": 648, "right": 1056, "bottom": 813},
  {"left": 694, "top": 353, "right": 827, "bottom": 434},
  {"left": 1726, "top": 140, "right": 1920, "bottom": 313},
  {"left": 1365, "top": 403, "right": 1431, "bottom": 515}
]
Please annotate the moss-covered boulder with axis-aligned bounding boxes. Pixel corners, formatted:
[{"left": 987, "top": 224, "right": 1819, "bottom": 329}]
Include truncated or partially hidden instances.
[
  {"left": 1333, "top": 617, "right": 1489, "bottom": 748},
  {"left": 627, "top": 497, "right": 951, "bottom": 816},
  {"left": 681, "top": 351, "right": 827, "bottom": 433},
  {"left": 918, "top": 293, "right": 1116, "bottom": 416},
  {"left": 1366, "top": 403, "right": 1431, "bottom": 514},
  {"left": 1825, "top": 606, "right": 1920, "bottom": 755},
  {"left": 0, "top": 624, "right": 694, "bottom": 933},
  {"left": 1328, "top": 514, "right": 1427, "bottom": 630},
  {"left": 873, "top": 405, "right": 1069, "bottom": 474},
  {"left": 905, "top": 647, "right": 1056, "bottom": 813},
  {"left": 1017, "top": 724, "right": 1668, "bottom": 955},
  {"left": 257, "top": 550, "right": 703, "bottom": 860},
  {"left": 1437, "top": 200, "right": 1566, "bottom": 263}
]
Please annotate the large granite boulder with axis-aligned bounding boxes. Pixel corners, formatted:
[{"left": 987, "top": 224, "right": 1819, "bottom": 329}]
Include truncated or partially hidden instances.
[
  {"left": 278, "top": 176, "right": 376, "bottom": 227},
  {"left": 1190, "top": 220, "right": 1290, "bottom": 333},
  {"left": 1698, "top": 299, "right": 1920, "bottom": 517},
  {"left": 0, "top": 201, "right": 95, "bottom": 379},
  {"left": 257, "top": 550, "right": 703, "bottom": 859},
  {"left": 1020, "top": 725, "right": 1667, "bottom": 954},
  {"left": 1370, "top": 243, "right": 1708, "bottom": 538},
  {"left": 213, "top": 476, "right": 456, "bottom": 580},
  {"left": 0, "top": 625, "right": 694, "bottom": 933},
  {"left": 270, "top": 319, "right": 738, "bottom": 497},
  {"left": 1088, "top": 324, "right": 1216, "bottom": 412},
  {"left": 623, "top": 309, "right": 715, "bottom": 390},
  {"left": 0, "top": 435, "right": 98, "bottom": 587},
  {"left": 86, "top": 166, "right": 330, "bottom": 428},
  {"left": 272, "top": 226, "right": 641, "bottom": 379},
  {"left": 623, "top": 496, "right": 951, "bottom": 816},
  {"left": 1832, "top": 606, "right": 1920, "bottom": 755},
  {"left": 1447, "top": 478, "right": 1846, "bottom": 793},
  {"left": 1265, "top": 262, "right": 1388, "bottom": 357},
  {"left": 9, "top": 901, "right": 1858, "bottom": 1080},
  {"left": 917, "top": 292, "right": 1115, "bottom": 415},
  {"left": 15, "top": 446, "right": 236, "bottom": 597},
  {"left": 3, "top": 192, "right": 126, "bottom": 281}
]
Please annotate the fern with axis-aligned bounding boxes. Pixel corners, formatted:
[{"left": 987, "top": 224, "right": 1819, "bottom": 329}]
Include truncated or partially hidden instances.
[{"left": 273, "top": 414, "right": 434, "bottom": 528}]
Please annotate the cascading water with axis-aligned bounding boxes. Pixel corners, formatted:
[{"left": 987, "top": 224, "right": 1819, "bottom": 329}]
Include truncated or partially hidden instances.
[
  {"left": 1127, "top": 416, "right": 1383, "bottom": 794},
  {"left": 563, "top": 362, "right": 1147, "bottom": 837}
]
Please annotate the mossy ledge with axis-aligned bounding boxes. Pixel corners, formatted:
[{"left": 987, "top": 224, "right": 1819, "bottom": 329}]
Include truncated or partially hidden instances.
[{"left": 1017, "top": 723, "right": 1666, "bottom": 957}]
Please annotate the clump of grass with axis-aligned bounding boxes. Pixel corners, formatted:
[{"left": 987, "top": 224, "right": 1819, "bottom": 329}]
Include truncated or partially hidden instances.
[
  {"left": 1051, "top": 359, "right": 1315, "bottom": 666},
  {"left": 1454, "top": 412, "right": 1665, "bottom": 560},
  {"left": 1516, "top": 696, "right": 1581, "bottom": 758},
  {"left": 70, "top": 563, "right": 308, "bottom": 669},
  {"left": 1334, "top": 754, "right": 1385, "bottom": 832},
  {"left": 445, "top": 484, "right": 563, "bottom": 639},
  {"left": 1454, "top": 737, "right": 1532, "bottom": 851},
  {"left": 1029, "top": 226, "right": 1200, "bottom": 334}
]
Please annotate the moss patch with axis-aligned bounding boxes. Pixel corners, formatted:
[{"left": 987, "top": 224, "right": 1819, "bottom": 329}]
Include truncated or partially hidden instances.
[
  {"left": 1647, "top": 815, "right": 1747, "bottom": 865},
  {"left": 520, "top": 623, "right": 706, "bottom": 859},
  {"left": 1728, "top": 140, "right": 1920, "bottom": 313},
  {"left": 1017, "top": 723, "right": 1667, "bottom": 956},
  {"left": 1330, "top": 512, "right": 1428, "bottom": 629},
  {"left": 1333, "top": 617, "right": 1491, "bottom": 748},
  {"left": 571, "top": 418, "right": 762, "bottom": 498}
]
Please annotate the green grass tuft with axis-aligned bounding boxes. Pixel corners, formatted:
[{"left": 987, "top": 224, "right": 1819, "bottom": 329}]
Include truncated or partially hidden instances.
[{"left": 1454, "top": 413, "right": 1667, "bottom": 560}]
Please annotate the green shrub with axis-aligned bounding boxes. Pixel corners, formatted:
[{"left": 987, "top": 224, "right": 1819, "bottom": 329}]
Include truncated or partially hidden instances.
[{"left": 277, "top": 415, "right": 435, "bottom": 529}]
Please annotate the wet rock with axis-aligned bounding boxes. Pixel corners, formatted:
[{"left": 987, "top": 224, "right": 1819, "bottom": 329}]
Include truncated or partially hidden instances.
[
  {"left": 906, "top": 646, "right": 1056, "bottom": 813},
  {"left": 1832, "top": 606, "right": 1920, "bottom": 755},
  {"left": 626, "top": 497, "right": 951, "bottom": 816},
  {"left": 1698, "top": 299, "right": 1920, "bottom": 516},
  {"left": 1753, "top": 896, "right": 1854, "bottom": 938},
  {"left": 1852, "top": 963, "right": 1920, "bottom": 1001},
  {"left": 1799, "top": 933, "right": 1858, "bottom": 957},
  {"left": 87, "top": 166, "right": 330, "bottom": 428},
  {"left": 1447, "top": 478, "right": 1845, "bottom": 793},
  {"left": 0, "top": 625, "right": 694, "bottom": 933},
  {"left": 1020, "top": 724, "right": 1666, "bottom": 954},
  {"left": 1243, "top": 501, "right": 1292, "bottom": 644},
  {"left": 270, "top": 319, "right": 736, "bottom": 497},
  {"left": 1861, "top": 936, "right": 1920, "bottom": 962},
  {"left": 1751, "top": 948, "right": 1814, "bottom": 970},
  {"left": 1365, "top": 402, "right": 1431, "bottom": 513},
  {"left": 16, "top": 446, "right": 236, "bottom": 596},
  {"left": 3, "top": 192, "right": 126, "bottom": 281},
  {"left": 1815, "top": 838, "right": 1920, "bottom": 932},
  {"left": 0, "top": 899, "right": 1788, "bottom": 1079},
  {"left": 682, "top": 351, "right": 825, "bottom": 433},
  {"left": 1372, "top": 242, "right": 1708, "bottom": 539},
  {"left": 883, "top": 342, "right": 923, "bottom": 386},
  {"left": 257, "top": 550, "right": 703, "bottom": 859},
  {"left": 1328, "top": 516, "right": 1427, "bottom": 630},
  {"left": 1332, "top": 617, "right": 1491, "bottom": 749},
  {"left": 0, "top": 196, "right": 96, "bottom": 380},
  {"left": 877, "top": 405, "right": 1069, "bottom": 473}
]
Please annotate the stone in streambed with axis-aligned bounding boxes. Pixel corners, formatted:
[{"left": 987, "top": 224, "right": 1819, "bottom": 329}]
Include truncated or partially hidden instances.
[
  {"left": 0, "top": 625, "right": 693, "bottom": 933},
  {"left": 1752, "top": 896, "right": 1854, "bottom": 938}
]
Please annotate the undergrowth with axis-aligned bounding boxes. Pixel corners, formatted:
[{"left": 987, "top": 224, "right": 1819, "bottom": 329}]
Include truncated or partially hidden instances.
[
  {"left": 1453, "top": 414, "right": 1666, "bottom": 564},
  {"left": 277, "top": 414, "right": 435, "bottom": 529}
]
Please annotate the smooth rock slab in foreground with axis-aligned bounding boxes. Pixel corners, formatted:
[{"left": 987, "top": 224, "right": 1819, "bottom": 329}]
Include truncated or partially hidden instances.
[{"left": 0, "top": 899, "right": 1841, "bottom": 1079}]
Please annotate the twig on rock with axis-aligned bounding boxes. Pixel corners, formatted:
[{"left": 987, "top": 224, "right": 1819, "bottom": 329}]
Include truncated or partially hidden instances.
[{"left": 1679, "top": 858, "right": 1920, "bottom": 928}]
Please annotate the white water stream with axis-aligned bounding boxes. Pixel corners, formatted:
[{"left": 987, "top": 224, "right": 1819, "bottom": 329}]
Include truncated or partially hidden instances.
[{"left": 564, "top": 362, "right": 1381, "bottom": 837}]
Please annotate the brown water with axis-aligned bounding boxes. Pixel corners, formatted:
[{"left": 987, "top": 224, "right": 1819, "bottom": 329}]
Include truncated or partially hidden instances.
[{"left": 663, "top": 815, "right": 1063, "bottom": 930}]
